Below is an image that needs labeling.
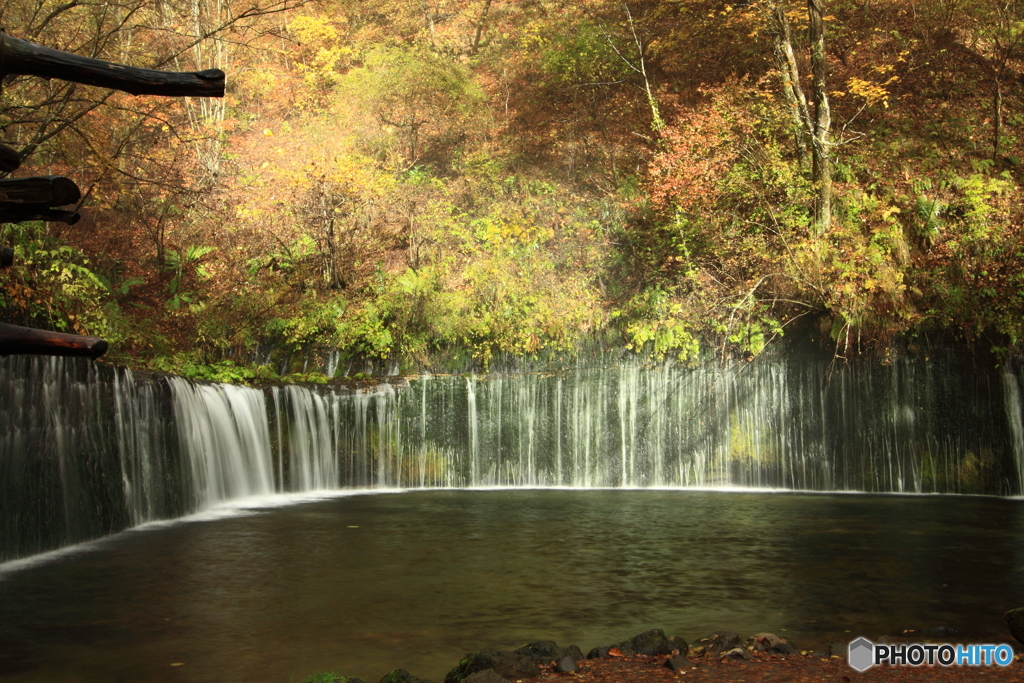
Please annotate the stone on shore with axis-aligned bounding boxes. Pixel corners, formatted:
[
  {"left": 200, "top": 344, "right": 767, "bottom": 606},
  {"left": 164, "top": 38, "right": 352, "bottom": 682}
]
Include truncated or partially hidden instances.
[
  {"left": 586, "top": 645, "right": 626, "bottom": 659},
  {"left": 1006, "top": 607, "right": 1024, "bottom": 646},
  {"left": 748, "top": 632, "right": 797, "bottom": 654},
  {"left": 461, "top": 671, "right": 507, "bottom": 683},
  {"left": 721, "top": 647, "right": 753, "bottom": 661},
  {"left": 515, "top": 641, "right": 560, "bottom": 663},
  {"left": 624, "top": 629, "right": 683, "bottom": 656},
  {"left": 379, "top": 669, "right": 433, "bottom": 683},
  {"left": 444, "top": 648, "right": 540, "bottom": 683},
  {"left": 664, "top": 654, "right": 692, "bottom": 671},
  {"left": 690, "top": 631, "right": 741, "bottom": 657},
  {"left": 586, "top": 628, "right": 685, "bottom": 659},
  {"left": 554, "top": 657, "right": 579, "bottom": 673},
  {"left": 515, "top": 641, "right": 584, "bottom": 665},
  {"left": 669, "top": 635, "right": 689, "bottom": 657}
]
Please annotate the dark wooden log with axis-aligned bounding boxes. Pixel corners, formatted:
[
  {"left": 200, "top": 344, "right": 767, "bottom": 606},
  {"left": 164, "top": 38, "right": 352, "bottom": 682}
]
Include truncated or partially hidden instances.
[
  {"left": 0, "top": 143, "right": 21, "bottom": 173},
  {"left": 0, "top": 176, "right": 80, "bottom": 204},
  {"left": 0, "top": 33, "right": 225, "bottom": 97},
  {"left": 0, "top": 322, "right": 108, "bottom": 358},
  {"left": 1, "top": 247, "right": 12, "bottom": 268},
  {"left": 0, "top": 201, "right": 79, "bottom": 224}
]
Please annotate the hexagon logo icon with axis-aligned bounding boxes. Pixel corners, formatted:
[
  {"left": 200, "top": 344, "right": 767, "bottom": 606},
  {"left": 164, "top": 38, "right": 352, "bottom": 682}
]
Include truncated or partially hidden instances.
[{"left": 848, "top": 637, "right": 875, "bottom": 672}]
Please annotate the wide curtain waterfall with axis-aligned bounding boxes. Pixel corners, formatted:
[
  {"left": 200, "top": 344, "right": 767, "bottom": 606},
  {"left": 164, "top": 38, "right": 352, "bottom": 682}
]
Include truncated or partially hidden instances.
[{"left": 2, "top": 348, "right": 1024, "bottom": 562}]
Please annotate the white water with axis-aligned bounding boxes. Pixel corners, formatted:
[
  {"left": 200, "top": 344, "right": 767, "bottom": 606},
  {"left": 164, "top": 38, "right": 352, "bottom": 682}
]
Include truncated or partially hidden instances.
[
  {"left": 171, "top": 377, "right": 276, "bottom": 506},
  {"left": 2, "top": 349, "right": 1022, "bottom": 562},
  {"left": 1003, "top": 369, "right": 1024, "bottom": 494}
]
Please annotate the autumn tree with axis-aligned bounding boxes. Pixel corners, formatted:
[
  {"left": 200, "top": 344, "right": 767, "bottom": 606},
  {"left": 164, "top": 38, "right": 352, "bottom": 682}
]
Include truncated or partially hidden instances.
[
  {"left": 0, "top": 0, "right": 299, "bottom": 347},
  {"left": 764, "top": 0, "right": 833, "bottom": 235},
  {"left": 945, "top": 0, "right": 1024, "bottom": 162},
  {"left": 339, "top": 45, "right": 485, "bottom": 170}
]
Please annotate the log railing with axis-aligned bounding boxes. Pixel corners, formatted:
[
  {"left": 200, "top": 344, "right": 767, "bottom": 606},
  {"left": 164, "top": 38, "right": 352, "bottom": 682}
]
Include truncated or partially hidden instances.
[{"left": 0, "top": 33, "right": 226, "bottom": 358}]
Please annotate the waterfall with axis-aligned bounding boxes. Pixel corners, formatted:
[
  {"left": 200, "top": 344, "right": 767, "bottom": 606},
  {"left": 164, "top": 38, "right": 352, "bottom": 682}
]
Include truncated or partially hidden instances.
[
  {"left": 279, "top": 384, "right": 336, "bottom": 491},
  {"left": 1, "top": 357, "right": 177, "bottom": 562},
  {"left": 3, "top": 346, "right": 1023, "bottom": 563},
  {"left": 170, "top": 377, "right": 276, "bottom": 506},
  {"left": 1003, "top": 369, "right": 1024, "bottom": 494}
]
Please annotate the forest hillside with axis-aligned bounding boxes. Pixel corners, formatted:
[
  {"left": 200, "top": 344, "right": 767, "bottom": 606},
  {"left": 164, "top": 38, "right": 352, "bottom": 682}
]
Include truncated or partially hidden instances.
[{"left": 1, "top": 0, "right": 1021, "bottom": 380}]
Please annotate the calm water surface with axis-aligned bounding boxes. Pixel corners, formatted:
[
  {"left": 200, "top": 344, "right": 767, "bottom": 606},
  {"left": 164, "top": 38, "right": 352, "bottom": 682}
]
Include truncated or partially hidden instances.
[{"left": 1, "top": 489, "right": 1023, "bottom": 682}]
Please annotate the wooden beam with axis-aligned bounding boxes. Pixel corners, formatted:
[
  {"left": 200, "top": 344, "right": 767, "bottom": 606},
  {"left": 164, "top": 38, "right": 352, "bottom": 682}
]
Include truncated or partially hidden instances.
[
  {"left": 0, "top": 322, "right": 108, "bottom": 359},
  {"left": 0, "top": 143, "right": 21, "bottom": 173},
  {"left": 0, "top": 176, "right": 80, "bottom": 205},
  {"left": 0, "top": 33, "right": 225, "bottom": 98},
  {"left": 0, "top": 202, "right": 79, "bottom": 224}
]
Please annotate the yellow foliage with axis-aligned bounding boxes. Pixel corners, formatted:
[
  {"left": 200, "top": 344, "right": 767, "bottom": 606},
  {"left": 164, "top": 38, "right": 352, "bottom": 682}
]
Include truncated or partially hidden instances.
[
  {"left": 289, "top": 15, "right": 339, "bottom": 47},
  {"left": 846, "top": 76, "right": 895, "bottom": 108}
]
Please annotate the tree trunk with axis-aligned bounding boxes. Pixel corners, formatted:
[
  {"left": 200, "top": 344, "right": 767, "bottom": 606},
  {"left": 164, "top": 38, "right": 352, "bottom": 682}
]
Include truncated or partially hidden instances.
[
  {"left": 623, "top": 3, "right": 663, "bottom": 131},
  {"left": 471, "top": 0, "right": 493, "bottom": 54},
  {"left": 769, "top": 2, "right": 811, "bottom": 168},
  {"left": 423, "top": 0, "right": 436, "bottom": 41},
  {"left": 177, "top": 0, "right": 230, "bottom": 184},
  {"left": 326, "top": 216, "right": 345, "bottom": 290},
  {"left": 993, "top": 76, "right": 1004, "bottom": 162},
  {"left": 808, "top": 0, "right": 833, "bottom": 235}
]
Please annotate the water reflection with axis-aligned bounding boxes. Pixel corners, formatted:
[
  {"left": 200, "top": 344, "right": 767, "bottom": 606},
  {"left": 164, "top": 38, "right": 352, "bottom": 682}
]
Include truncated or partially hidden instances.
[{"left": 1, "top": 490, "right": 1022, "bottom": 682}]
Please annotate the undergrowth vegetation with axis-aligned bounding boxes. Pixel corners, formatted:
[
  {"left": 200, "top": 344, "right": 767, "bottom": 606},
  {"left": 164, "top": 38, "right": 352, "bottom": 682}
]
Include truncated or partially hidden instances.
[{"left": 2, "top": 0, "right": 1024, "bottom": 380}]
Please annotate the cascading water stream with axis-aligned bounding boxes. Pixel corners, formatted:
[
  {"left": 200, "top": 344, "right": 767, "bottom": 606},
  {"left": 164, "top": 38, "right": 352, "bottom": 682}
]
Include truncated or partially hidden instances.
[
  {"left": 1002, "top": 368, "right": 1024, "bottom": 494},
  {"left": 2, "top": 346, "right": 1023, "bottom": 563},
  {"left": 170, "top": 377, "right": 276, "bottom": 506}
]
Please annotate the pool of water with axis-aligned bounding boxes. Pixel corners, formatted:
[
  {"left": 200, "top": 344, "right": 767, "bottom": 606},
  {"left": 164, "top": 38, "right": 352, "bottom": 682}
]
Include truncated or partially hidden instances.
[{"left": 1, "top": 489, "right": 1023, "bottom": 682}]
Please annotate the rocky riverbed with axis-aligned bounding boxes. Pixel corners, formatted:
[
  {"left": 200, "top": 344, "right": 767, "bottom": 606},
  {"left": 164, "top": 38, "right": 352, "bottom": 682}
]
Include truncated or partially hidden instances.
[{"left": 301, "top": 626, "right": 1024, "bottom": 683}]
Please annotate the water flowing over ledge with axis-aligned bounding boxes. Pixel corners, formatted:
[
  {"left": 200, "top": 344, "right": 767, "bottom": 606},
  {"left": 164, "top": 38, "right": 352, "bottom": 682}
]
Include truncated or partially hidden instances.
[{"left": 2, "top": 349, "right": 1024, "bottom": 562}]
